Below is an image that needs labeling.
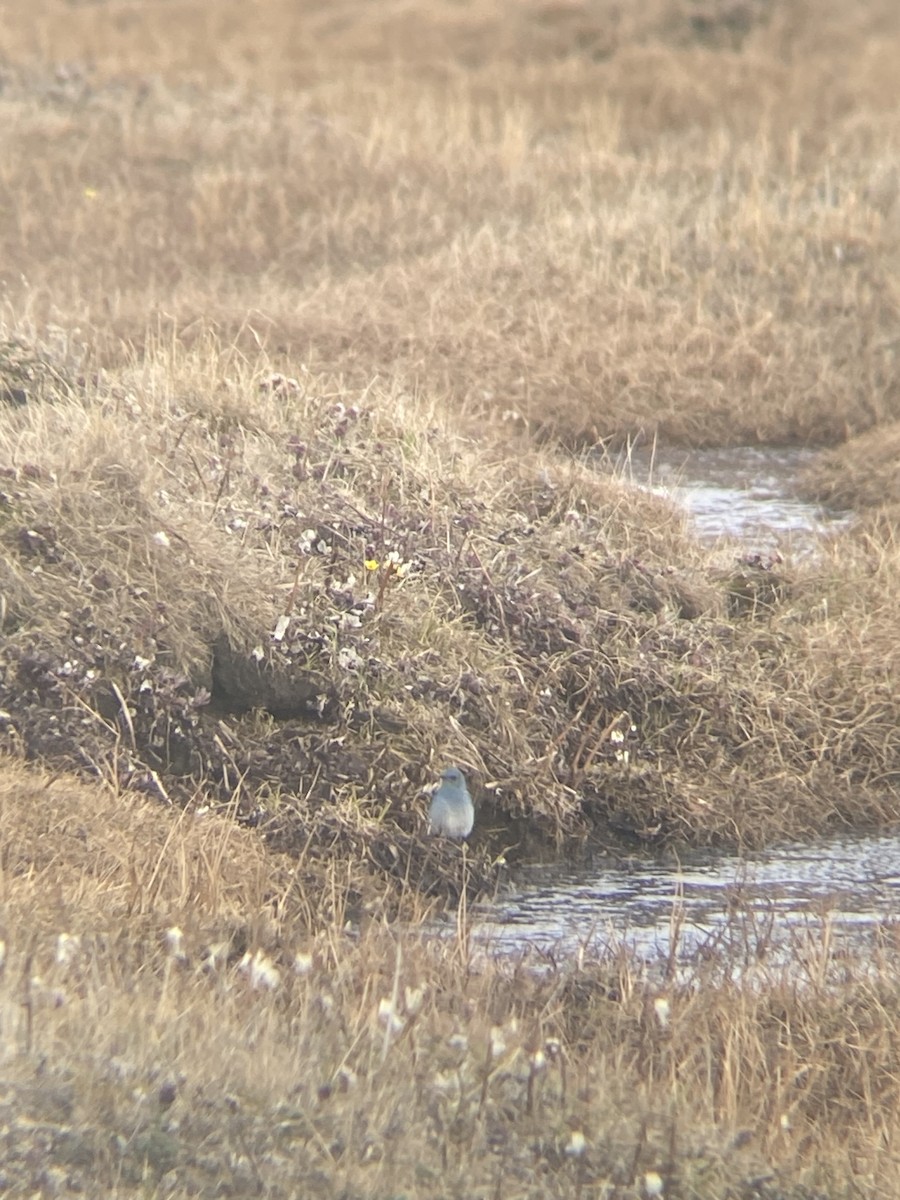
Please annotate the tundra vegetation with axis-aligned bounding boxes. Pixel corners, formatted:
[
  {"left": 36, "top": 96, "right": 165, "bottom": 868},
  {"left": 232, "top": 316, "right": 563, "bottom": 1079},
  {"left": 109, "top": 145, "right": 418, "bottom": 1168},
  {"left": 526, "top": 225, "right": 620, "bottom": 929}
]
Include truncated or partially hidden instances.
[{"left": 1, "top": 0, "right": 899, "bottom": 1194}]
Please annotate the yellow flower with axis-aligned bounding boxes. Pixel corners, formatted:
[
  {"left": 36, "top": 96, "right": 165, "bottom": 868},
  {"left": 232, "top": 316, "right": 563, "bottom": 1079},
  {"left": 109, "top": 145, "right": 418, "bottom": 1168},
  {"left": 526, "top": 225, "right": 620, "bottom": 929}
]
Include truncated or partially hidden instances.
[{"left": 364, "top": 559, "right": 379, "bottom": 571}]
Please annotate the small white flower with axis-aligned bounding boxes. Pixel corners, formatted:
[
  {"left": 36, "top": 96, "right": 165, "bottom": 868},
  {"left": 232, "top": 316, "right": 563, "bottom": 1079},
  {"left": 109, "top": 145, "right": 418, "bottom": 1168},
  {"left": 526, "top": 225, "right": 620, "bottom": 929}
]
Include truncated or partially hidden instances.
[
  {"left": 293, "top": 951, "right": 313, "bottom": 976},
  {"left": 152, "top": 530, "right": 170, "bottom": 548},
  {"left": 383, "top": 551, "right": 409, "bottom": 577},
  {"left": 330, "top": 574, "right": 357, "bottom": 592},
  {"left": 377, "top": 998, "right": 404, "bottom": 1034},
  {"left": 165, "top": 927, "right": 184, "bottom": 959},
  {"left": 530, "top": 1048, "right": 546, "bottom": 1072},
  {"left": 643, "top": 1171, "right": 664, "bottom": 1196},
  {"left": 653, "top": 997, "right": 671, "bottom": 1029},
  {"left": 565, "top": 1130, "right": 587, "bottom": 1158},
  {"left": 239, "top": 950, "right": 281, "bottom": 991},
  {"left": 610, "top": 729, "right": 625, "bottom": 744},
  {"left": 447, "top": 1033, "right": 469, "bottom": 1054},
  {"left": 489, "top": 1027, "right": 507, "bottom": 1058},
  {"left": 55, "top": 933, "right": 81, "bottom": 966}
]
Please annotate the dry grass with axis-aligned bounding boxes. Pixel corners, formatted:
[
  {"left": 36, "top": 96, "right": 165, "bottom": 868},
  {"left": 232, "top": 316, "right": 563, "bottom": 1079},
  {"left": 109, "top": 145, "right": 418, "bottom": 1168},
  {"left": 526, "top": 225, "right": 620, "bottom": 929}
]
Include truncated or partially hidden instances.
[
  {"left": 801, "top": 421, "right": 900, "bottom": 512},
  {"left": 2, "top": 754, "right": 900, "bottom": 1197},
  {"left": 2, "top": 2, "right": 900, "bottom": 1194},
  {"left": 1, "top": 0, "right": 900, "bottom": 446}
]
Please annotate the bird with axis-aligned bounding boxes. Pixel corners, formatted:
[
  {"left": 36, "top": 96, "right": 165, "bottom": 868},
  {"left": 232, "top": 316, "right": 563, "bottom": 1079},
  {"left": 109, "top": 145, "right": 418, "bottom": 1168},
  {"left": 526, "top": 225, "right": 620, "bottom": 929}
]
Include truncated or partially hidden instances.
[{"left": 427, "top": 766, "right": 474, "bottom": 839}]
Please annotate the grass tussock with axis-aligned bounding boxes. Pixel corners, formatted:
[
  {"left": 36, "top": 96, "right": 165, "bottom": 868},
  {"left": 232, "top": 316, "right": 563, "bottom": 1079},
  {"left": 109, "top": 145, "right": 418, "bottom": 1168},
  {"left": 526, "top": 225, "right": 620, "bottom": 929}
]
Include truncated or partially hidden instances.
[
  {"left": 801, "top": 421, "right": 900, "bottom": 512},
  {"left": 1, "top": 753, "right": 900, "bottom": 1198},
  {"left": 1, "top": 331, "right": 900, "bottom": 885}
]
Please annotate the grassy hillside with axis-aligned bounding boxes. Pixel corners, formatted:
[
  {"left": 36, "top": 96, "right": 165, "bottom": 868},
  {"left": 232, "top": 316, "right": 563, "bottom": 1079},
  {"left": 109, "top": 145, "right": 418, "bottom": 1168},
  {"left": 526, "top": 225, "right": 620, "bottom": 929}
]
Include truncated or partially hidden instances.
[{"left": 1, "top": 0, "right": 900, "bottom": 1194}]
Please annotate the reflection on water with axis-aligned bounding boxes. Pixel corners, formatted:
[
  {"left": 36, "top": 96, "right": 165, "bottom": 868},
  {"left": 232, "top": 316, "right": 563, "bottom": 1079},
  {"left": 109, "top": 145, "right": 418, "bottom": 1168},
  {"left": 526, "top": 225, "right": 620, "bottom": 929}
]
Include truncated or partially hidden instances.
[
  {"left": 626, "top": 445, "right": 851, "bottom": 548},
  {"left": 474, "top": 833, "right": 900, "bottom": 965}
]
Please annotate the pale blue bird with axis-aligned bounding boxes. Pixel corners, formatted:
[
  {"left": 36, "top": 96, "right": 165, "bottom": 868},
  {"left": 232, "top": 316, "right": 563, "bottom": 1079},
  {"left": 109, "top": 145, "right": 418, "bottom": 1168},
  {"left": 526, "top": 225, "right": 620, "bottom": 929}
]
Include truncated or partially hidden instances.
[{"left": 428, "top": 766, "right": 474, "bottom": 839}]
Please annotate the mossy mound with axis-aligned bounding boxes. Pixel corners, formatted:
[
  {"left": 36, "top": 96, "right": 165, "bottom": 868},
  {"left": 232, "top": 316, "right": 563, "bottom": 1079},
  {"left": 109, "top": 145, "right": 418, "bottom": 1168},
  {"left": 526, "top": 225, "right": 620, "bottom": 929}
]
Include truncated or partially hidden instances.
[{"left": 0, "top": 336, "right": 898, "bottom": 897}]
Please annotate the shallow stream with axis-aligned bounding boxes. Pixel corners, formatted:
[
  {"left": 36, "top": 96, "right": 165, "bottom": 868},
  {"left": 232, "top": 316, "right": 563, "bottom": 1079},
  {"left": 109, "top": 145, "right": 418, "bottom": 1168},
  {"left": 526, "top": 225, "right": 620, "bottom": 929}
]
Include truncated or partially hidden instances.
[
  {"left": 627, "top": 444, "right": 851, "bottom": 549},
  {"left": 475, "top": 447, "right": 896, "bottom": 965},
  {"left": 475, "top": 833, "right": 900, "bottom": 968}
]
